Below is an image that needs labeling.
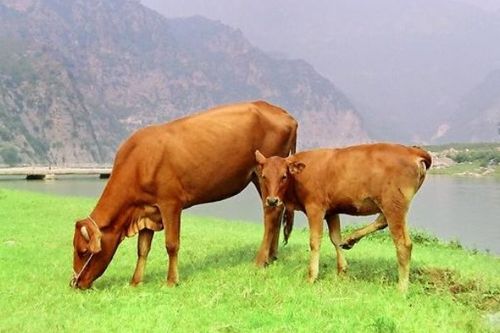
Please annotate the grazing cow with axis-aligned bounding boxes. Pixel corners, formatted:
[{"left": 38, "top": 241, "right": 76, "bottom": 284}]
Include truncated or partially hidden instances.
[
  {"left": 255, "top": 143, "right": 431, "bottom": 292},
  {"left": 71, "top": 101, "right": 297, "bottom": 289}
]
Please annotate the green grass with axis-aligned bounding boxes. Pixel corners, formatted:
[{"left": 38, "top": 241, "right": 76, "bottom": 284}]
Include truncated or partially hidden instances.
[{"left": 0, "top": 189, "right": 499, "bottom": 332}]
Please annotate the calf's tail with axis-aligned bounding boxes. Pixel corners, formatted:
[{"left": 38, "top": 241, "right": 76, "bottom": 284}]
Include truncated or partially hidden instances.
[
  {"left": 411, "top": 145, "right": 432, "bottom": 169},
  {"left": 411, "top": 146, "right": 432, "bottom": 190}
]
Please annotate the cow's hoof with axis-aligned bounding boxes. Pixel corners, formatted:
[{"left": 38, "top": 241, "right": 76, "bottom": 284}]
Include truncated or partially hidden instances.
[
  {"left": 337, "top": 266, "right": 348, "bottom": 275},
  {"left": 307, "top": 276, "right": 317, "bottom": 284},
  {"left": 130, "top": 280, "right": 141, "bottom": 287},
  {"left": 340, "top": 239, "right": 357, "bottom": 250},
  {"left": 255, "top": 258, "right": 269, "bottom": 268},
  {"left": 166, "top": 280, "right": 178, "bottom": 287}
]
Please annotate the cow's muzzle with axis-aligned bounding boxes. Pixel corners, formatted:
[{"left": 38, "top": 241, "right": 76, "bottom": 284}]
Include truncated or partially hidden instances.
[
  {"left": 70, "top": 276, "right": 78, "bottom": 288},
  {"left": 266, "top": 196, "right": 282, "bottom": 207},
  {"left": 70, "top": 253, "right": 94, "bottom": 289}
]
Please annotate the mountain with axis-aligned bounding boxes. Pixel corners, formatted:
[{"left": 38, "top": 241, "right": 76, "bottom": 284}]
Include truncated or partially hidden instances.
[
  {"left": 0, "top": 0, "right": 368, "bottom": 166},
  {"left": 436, "top": 70, "right": 500, "bottom": 142},
  {"left": 142, "top": 0, "right": 500, "bottom": 142}
]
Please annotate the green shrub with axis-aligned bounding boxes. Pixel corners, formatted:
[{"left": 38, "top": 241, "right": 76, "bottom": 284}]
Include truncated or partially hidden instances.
[{"left": 0, "top": 146, "right": 21, "bottom": 166}]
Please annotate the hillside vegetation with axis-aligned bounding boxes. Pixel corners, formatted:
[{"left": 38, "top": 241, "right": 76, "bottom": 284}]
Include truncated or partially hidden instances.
[
  {"left": 0, "top": 189, "right": 498, "bottom": 332},
  {"left": 427, "top": 143, "right": 500, "bottom": 177},
  {"left": 0, "top": 0, "right": 367, "bottom": 166}
]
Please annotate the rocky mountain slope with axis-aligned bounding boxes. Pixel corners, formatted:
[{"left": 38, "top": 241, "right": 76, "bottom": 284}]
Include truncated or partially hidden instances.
[
  {"left": 0, "top": 0, "right": 368, "bottom": 166},
  {"left": 145, "top": 0, "right": 500, "bottom": 142}
]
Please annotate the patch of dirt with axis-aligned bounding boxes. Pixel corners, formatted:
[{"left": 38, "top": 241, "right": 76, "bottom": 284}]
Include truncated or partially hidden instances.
[{"left": 414, "top": 267, "right": 500, "bottom": 312}]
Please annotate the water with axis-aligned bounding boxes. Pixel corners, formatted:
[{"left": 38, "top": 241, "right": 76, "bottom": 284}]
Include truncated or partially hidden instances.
[{"left": 1, "top": 175, "right": 498, "bottom": 254}]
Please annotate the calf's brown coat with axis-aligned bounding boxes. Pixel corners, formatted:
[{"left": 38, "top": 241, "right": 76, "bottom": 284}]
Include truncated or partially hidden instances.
[{"left": 255, "top": 143, "right": 431, "bottom": 292}]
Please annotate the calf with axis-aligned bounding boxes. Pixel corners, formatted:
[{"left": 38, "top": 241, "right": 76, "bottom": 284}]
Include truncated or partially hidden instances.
[{"left": 255, "top": 143, "right": 431, "bottom": 292}]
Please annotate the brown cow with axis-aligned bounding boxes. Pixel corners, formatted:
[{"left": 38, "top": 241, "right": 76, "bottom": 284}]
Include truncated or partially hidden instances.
[
  {"left": 255, "top": 143, "right": 431, "bottom": 292},
  {"left": 71, "top": 101, "right": 297, "bottom": 289}
]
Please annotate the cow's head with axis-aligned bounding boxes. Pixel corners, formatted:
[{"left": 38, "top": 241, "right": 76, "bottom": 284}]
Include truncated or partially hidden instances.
[
  {"left": 71, "top": 217, "right": 121, "bottom": 289},
  {"left": 255, "top": 150, "right": 305, "bottom": 207}
]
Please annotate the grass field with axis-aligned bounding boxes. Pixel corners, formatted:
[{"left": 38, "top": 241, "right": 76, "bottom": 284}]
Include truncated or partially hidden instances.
[{"left": 0, "top": 189, "right": 499, "bottom": 332}]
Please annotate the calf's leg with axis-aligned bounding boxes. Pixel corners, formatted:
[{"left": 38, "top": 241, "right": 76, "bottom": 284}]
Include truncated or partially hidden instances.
[
  {"left": 269, "top": 208, "right": 283, "bottom": 261},
  {"left": 385, "top": 209, "right": 412, "bottom": 293},
  {"left": 130, "top": 227, "right": 154, "bottom": 286},
  {"left": 326, "top": 214, "right": 347, "bottom": 274},
  {"left": 340, "top": 214, "right": 387, "bottom": 250},
  {"left": 306, "top": 205, "right": 325, "bottom": 283}
]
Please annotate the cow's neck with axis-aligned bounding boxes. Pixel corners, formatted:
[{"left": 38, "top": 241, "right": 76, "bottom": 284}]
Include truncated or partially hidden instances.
[{"left": 90, "top": 178, "right": 135, "bottom": 231}]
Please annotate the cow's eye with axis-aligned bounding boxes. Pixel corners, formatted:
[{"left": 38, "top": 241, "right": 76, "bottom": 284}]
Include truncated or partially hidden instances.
[
  {"left": 262, "top": 175, "right": 266, "bottom": 180},
  {"left": 281, "top": 174, "right": 287, "bottom": 181}
]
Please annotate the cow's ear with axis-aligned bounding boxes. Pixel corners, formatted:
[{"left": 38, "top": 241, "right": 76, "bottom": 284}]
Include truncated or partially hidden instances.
[
  {"left": 87, "top": 225, "right": 102, "bottom": 253},
  {"left": 77, "top": 220, "right": 102, "bottom": 254},
  {"left": 255, "top": 150, "right": 267, "bottom": 165},
  {"left": 288, "top": 161, "right": 305, "bottom": 175}
]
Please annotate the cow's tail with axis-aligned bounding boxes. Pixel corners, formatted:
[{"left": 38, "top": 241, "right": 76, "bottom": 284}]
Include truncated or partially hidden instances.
[
  {"left": 289, "top": 125, "right": 297, "bottom": 155},
  {"left": 283, "top": 123, "right": 298, "bottom": 245}
]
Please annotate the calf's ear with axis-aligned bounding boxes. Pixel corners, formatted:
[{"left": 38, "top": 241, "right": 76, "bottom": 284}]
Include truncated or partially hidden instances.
[
  {"left": 255, "top": 150, "right": 267, "bottom": 164},
  {"left": 288, "top": 161, "right": 305, "bottom": 174}
]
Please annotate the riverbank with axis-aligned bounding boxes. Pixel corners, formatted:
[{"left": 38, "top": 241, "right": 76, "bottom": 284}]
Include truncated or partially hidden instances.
[
  {"left": 427, "top": 143, "right": 500, "bottom": 178},
  {"left": 0, "top": 189, "right": 498, "bottom": 332}
]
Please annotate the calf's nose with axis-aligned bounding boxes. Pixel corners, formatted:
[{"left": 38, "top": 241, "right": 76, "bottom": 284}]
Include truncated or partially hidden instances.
[{"left": 266, "top": 197, "right": 279, "bottom": 207}]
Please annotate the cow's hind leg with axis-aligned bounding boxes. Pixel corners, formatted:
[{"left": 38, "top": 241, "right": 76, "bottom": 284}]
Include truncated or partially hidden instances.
[
  {"left": 326, "top": 214, "right": 347, "bottom": 274},
  {"left": 340, "top": 214, "right": 387, "bottom": 250},
  {"left": 159, "top": 203, "right": 182, "bottom": 287},
  {"left": 130, "top": 228, "right": 154, "bottom": 286},
  {"left": 283, "top": 207, "right": 295, "bottom": 245}
]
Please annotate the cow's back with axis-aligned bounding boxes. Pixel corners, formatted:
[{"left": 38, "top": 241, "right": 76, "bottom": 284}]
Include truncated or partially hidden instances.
[{"left": 113, "top": 101, "right": 297, "bottom": 207}]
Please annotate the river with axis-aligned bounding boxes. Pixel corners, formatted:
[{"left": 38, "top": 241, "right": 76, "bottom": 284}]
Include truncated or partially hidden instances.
[{"left": 0, "top": 175, "right": 498, "bottom": 254}]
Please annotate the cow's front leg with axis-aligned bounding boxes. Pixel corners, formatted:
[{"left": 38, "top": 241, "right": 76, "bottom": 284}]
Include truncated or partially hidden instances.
[
  {"left": 159, "top": 203, "right": 182, "bottom": 287},
  {"left": 255, "top": 206, "right": 282, "bottom": 267},
  {"left": 306, "top": 205, "right": 325, "bottom": 283}
]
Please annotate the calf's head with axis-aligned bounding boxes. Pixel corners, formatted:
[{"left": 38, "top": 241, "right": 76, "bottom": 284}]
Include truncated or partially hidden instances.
[
  {"left": 71, "top": 218, "right": 121, "bottom": 289},
  {"left": 255, "top": 150, "right": 305, "bottom": 207}
]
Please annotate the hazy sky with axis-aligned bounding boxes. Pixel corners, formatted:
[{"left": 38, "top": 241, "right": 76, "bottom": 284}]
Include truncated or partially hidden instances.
[
  {"left": 459, "top": 0, "right": 500, "bottom": 11},
  {"left": 142, "top": 0, "right": 500, "bottom": 15}
]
